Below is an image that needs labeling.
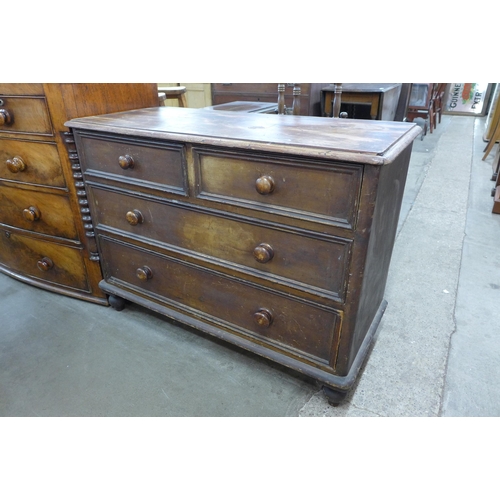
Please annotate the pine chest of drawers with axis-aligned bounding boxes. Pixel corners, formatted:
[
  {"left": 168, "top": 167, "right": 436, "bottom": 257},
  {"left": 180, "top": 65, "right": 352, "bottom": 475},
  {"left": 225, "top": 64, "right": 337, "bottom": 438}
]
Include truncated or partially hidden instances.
[
  {"left": 67, "top": 107, "right": 420, "bottom": 403},
  {"left": 0, "top": 84, "right": 159, "bottom": 304}
]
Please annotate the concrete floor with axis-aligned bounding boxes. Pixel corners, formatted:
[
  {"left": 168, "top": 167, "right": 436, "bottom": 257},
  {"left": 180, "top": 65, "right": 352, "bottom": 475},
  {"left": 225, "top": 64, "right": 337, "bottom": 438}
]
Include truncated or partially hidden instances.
[{"left": 1, "top": 113, "right": 499, "bottom": 417}]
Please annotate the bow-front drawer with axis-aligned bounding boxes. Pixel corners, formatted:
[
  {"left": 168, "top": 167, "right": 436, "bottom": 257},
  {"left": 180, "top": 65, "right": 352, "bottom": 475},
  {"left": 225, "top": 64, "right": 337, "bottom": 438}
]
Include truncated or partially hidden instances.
[
  {"left": 99, "top": 235, "right": 342, "bottom": 366},
  {"left": 87, "top": 185, "right": 352, "bottom": 301},
  {"left": 0, "top": 227, "right": 89, "bottom": 291},
  {"left": 75, "top": 132, "right": 187, "bottom": 196},
  {"left": 0, "top": 96, "right": 53, "bottom": 137},
  {"left": 193, "top": 148, "right": 363, "bottom": 230},
  {"left": 0, "top": 138, "right": 65, "bottom": 187},
  {"left": 0, "top": 185, "right": 78, "bottom": 240}
]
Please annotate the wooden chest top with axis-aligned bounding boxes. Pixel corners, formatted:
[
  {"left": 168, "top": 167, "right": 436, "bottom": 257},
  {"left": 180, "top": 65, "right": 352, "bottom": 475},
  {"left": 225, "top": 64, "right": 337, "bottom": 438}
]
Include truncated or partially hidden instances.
[{"left": 66, "top": 107, "right": 421, "bottom": 165}]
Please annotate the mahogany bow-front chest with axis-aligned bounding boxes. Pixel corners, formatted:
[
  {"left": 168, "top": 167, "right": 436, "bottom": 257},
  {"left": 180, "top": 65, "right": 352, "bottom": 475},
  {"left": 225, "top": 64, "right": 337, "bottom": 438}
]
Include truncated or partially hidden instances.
[
  {"left": 66, "top": 107, "right": 420, "bottom": 403},
  {"left": 0, "top": 84, "right": 159, "bottom": 304}
]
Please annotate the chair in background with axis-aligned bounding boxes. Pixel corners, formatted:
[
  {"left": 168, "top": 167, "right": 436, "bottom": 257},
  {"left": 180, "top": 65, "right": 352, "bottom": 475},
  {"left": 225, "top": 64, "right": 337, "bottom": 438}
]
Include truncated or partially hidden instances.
[
  {"left": 406, "top": 83, "right": 435, "bottom": 139},
  {"left": 277, "top": 84, "right": 302, "bottom": 115},
  {"left": 277, "top": 83, "right": 343, "bottom": 117},
  {"left": 432, "top": 83, "right": 447, "bottom": 126}
]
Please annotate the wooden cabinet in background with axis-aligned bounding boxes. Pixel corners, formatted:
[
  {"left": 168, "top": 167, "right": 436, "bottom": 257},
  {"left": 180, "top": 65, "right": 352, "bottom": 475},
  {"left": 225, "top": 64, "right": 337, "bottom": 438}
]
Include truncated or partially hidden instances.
[
  {"left": 0, "top": 84, "right": 159, "bottom": 304},
  {"left": 211, "top": 83, "right": 328, "bottom": 116}
]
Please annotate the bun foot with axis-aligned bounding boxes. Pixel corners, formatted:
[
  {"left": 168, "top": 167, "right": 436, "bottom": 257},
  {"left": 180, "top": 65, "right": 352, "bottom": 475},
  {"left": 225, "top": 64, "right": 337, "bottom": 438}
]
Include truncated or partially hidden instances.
[
  {"left": 108, "top": 294, "right": 126, "bottom": 311},
  {"left": 323, "top": 386, "right": 348, "bottom": 406}
]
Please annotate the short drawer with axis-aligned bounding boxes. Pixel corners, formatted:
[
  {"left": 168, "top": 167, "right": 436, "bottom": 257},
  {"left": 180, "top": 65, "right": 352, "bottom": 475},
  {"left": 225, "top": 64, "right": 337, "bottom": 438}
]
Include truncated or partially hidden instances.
[
  {"left": 99, "top": 236, "right": 341, "bottom": 365},
  {"left": 194, "top": 148, "right": 362, "bottom": 229},
  {"left": 0, "top": 138, "right": 65, "bottom": 188},
  {"left": 0, "top": 185, "right": 78, "bottom": 240},
  {"left": 75, "top": 132, "right": 187, "bottom": 195},
  {"left": 88, "top": 185, "right": 352, "bottom": 300},
  {"left": 0, "top": 227, "right": 89, "bottom": 291},
  {"left": 0, "top": 96, "right": 53, "bottom": 136}
]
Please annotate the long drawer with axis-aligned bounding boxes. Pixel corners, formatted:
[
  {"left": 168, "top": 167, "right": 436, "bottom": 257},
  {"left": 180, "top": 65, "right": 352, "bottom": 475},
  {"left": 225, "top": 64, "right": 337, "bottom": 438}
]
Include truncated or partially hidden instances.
[
  {"left": 0, "top": 227, "right": 89, "bottom": 291},
  {"left": 0, "top": 138, "right": 65, "bottom": 188},
  {"left": 88, "top": 184, "right": 352, "bottom": 300},
  {"left": 0, "top": 185, "right": 78, "bottom": 240},
  {"left": 0, "top": 96, "right": 53, "bottom": 136},
  {"left": 99, "top": 235, "right": 342, "bottom": 365},
  {"left": 194, "top": 148, "right": 363, "bottom": 229},
  {"left": 76, "top": 133, "right": 187, "bottom": 195}
]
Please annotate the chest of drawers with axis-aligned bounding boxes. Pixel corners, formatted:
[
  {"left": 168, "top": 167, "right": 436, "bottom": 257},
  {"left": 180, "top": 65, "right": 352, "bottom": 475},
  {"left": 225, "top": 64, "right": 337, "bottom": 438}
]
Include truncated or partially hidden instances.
[
  {"left": 67, "top": 107, "right": 420, "bottom": 403},
  {"left": 0, "top": 84, "right": 159, "bottom": 304}
]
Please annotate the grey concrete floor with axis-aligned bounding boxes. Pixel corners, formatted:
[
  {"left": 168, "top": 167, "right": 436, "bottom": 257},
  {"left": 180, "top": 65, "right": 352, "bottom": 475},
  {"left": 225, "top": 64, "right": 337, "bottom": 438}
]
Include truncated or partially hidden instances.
[{"left": 1, "top": 113, "right": 499, "bottom": 417}]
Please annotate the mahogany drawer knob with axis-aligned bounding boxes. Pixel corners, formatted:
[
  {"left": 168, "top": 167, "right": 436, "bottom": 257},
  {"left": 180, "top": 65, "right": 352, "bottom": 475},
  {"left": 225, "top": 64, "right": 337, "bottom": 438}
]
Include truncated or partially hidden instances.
[
  {"left": 253, "top": 308, "right": 273, "bottom": 328},
  {"left": 253, "top": 243, "right": 274, "bottom": 263},
  {"left": 118, "top": 154, "right": 134, "bottom": 169},
  {"left": 136, "top": 266, "right": 153, "bottom": 281},
  {"left": 126, "top": 209, "right": 144, "bottom": 226},
  {"left": 0, "top": 108, "right": 12, "bottom": 126},
  {"left": 255, "top": 175, "right": 275, "bottom": 195},
  {"left": 6, "top": 156, "right": 26, "bottom": 173},
  {"left": 23, "top": 206, "right": 41, "bottom": 221},
  {"left": 37, "top": 257, "right": 53, "bottom": 272}
]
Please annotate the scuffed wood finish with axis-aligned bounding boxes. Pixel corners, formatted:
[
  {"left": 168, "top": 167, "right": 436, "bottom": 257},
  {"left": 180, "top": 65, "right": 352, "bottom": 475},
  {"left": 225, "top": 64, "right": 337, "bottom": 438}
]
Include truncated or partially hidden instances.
[
  {"left": 67, "top": 106, "right": 419, "bottom": 165},
  {"left": 68, "top": 107, "right": 420, "bottom": 403},
  {"left": 0, "top": 84, "right": 160, "bottom": 304}
]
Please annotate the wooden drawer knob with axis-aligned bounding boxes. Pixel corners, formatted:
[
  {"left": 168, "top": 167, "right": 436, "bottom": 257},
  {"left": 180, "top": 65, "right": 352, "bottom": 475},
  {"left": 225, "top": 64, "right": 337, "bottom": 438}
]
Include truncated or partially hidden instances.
[
  {"left": 6, "top": 156, "right": 26, "bottom": 173},
  {"left": 126, "top": 209, "right": 144, "bottom": 226},
  {"left": 118, "top": 154, "right": 134, "bottom": 169},
  {"left": 136, "top": 266, "right": 153, "bottom": 281},
  {"left": 255, "top": 175, "right": 275, "bottom": 195},
  {"left": 37, "top": 257, "right": 53, "bottom": 272},
  {"left": 253, "top": 243, "right": 274, "bottom": 263},
  {"left": 23, "top": 206, "right": 41, "bottom": 221},
  {"left": 253, "top": 308, "right": 273, "bottom": 328},
  {"left": 0, "top": 108, "right": 12, "bottom": 126}
]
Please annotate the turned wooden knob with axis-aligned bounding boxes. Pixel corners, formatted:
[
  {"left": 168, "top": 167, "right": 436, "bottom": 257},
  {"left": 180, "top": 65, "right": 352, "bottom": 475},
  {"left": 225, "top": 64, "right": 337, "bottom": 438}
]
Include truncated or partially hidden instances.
[
  {"left": 118, "top": 154, "right": 134, "bottom": 169},
  {"left": 126, "top": 209, "right": 144, "bottom": 226},
  {"left": 6, "top": 156, "right": 26, "bottom": 173},
  {"left": 253, "top": 308, "right": 273, "bottom": 328},
  {"left": 0, "top": 109, "right": 12, "bottom": 126},
  {"left": 23, "top": 206, "right": 41, "bottom": 221},
  {"left": 37, "top": 257, "right": 53, "bottom": 272},
  {"left": 136, "top": 266, "right": 153, "bottom": 281},
  {"left": 253, "top": 243, "right": 274, "bottom": 263},
  {"left": 255, "top": 175, "right": 275, "bottom": 195}
]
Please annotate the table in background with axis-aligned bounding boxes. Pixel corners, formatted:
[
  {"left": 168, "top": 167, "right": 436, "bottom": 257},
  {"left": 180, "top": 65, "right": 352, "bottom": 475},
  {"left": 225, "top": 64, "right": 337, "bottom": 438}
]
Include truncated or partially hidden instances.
[{"left": 322, "top": 83, "right": 402, "bottom": 120}]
